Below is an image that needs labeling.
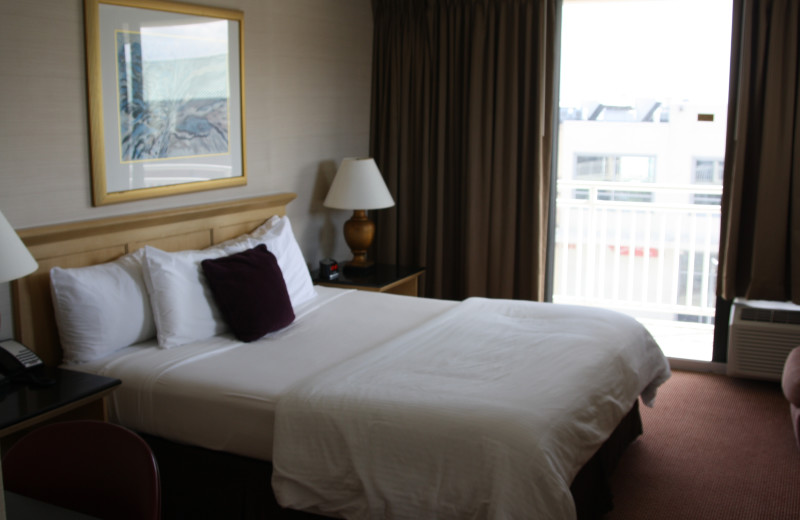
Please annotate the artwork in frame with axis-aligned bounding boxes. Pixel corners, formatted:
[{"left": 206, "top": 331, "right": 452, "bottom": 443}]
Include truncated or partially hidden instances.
[{"left": 84, "top": 0, "right": 246, "bottom": 206}]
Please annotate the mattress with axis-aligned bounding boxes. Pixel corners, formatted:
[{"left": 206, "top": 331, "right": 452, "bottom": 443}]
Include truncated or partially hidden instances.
[{"left": 65, "top": 286, "right": 456, "bottom": 460}]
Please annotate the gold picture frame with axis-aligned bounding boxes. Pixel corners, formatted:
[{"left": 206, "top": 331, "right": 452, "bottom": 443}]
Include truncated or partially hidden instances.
[{"left": 84, "top": 0, "right": 246, "bottom": 206}]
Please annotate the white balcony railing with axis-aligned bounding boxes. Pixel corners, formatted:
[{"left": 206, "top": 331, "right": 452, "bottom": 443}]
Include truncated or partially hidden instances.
[{"left": 553, "top": 181, "right": 723, "bottom": 323}]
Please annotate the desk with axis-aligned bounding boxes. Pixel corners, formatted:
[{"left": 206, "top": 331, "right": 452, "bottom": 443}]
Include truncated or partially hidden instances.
[{"left": 0, "top": 368, "right": 120, "bottom": 449}]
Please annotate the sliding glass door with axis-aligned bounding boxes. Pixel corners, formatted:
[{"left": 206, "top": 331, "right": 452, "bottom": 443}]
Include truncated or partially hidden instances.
[{"left": 552, "top": 0, "right": 733, "bottom": 361}]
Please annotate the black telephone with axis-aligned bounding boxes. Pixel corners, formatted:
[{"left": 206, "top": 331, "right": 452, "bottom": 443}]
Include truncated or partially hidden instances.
[{"left": 0, "top": 340, "right": 45, "bottom": 383}]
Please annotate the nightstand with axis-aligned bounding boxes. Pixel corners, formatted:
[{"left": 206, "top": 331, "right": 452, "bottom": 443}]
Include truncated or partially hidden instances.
[
  {"left": 316, "top": 264, "right": 425, "bottom": 297},
  {"left": 0, "top": 367, "right": 121, "bottom": 450}
]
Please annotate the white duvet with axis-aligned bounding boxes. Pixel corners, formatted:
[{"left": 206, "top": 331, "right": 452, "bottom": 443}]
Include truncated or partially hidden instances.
[{"left": 271, "top": 297, "right": 671, "bottom": 520}]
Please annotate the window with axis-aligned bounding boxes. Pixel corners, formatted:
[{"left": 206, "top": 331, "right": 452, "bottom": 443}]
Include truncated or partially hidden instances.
[
  {"left": 554, "top": 0, "right": 732, "bottom": 362},
  {"left": 694, "top": 159, "right": 724, "bottom": 184},
  {"left": 575, "top": 154, "right": 655, "bottom": 182},
  {"left": 573, "top": 154, "right": 655, "bottom": 202},
  {"left": 692, "top": 158, "right": 723, "bottom": 205}
]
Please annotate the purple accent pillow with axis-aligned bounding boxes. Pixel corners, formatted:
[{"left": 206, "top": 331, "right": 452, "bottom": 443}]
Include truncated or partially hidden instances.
[{"left": 201, "top": 244, "right": 295, "bottom": 342}]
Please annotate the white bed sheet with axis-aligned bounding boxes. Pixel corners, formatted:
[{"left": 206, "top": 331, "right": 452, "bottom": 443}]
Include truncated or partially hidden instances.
[
  {"left": 65, "top": 286, "right": 456, "bottom": 460},
  {"left": 271, "top": 297, "right": 671, "bottom": 520}
]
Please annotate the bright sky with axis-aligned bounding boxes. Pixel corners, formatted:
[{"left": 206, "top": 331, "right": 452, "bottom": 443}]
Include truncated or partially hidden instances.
[{"left": 560, "top": 0, "right": 734, "bottom": 107}]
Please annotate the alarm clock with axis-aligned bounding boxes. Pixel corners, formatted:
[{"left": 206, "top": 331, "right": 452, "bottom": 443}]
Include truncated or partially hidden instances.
[{"left": 319, "top": 258, "right": 339, "bottom": 280}]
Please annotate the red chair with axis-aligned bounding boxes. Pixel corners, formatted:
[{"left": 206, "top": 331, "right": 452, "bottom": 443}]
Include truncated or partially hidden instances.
[{"left": 2, "top": 420, "right": 161, "bottom": 520}]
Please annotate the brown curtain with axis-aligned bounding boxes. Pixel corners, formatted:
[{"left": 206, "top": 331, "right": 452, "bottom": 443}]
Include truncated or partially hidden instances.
[
  {"left": 370, "top": 0, "right": 558, "bottom": 301},
  {"left": 718, "top": 0, "right": 800, "bottom": 303}
]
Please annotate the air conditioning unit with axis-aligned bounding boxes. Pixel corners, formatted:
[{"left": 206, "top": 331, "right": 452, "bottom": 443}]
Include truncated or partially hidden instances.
[{"left": 727, "top": 299, "right": 800, "bottom": 381}]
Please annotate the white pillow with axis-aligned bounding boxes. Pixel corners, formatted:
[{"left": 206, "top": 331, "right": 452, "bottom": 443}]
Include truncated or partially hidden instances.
[
  {"left": 240, "top": 216, "right": 317, "bottom": 309},
  {"left": 141, "top": 245, "right": 235, "bottom": 349},
  {"left": 50, "top": 249, "right": 155, "bottom": 364}
]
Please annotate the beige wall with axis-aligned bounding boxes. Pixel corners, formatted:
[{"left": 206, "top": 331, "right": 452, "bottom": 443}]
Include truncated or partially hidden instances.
[{"left": 0, "top": 0, "right": 373, "bottom": 338}]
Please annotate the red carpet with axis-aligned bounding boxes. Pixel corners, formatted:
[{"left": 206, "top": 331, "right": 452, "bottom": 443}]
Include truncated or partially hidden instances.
[{"left": 607, "top": 370, "right": 800, "bottom": 519}]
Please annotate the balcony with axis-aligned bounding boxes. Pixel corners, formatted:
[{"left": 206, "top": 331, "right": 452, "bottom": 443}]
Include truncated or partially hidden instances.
[{"left": 552, "top": 180, "right": 723, "bottom": 360}]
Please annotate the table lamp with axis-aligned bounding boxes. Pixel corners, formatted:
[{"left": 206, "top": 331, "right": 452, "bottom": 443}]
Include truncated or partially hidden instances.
[
  {"left": 323, "top": 157, "right": 394, "bottom": 272},
  {"left": 0, "top": 209, "right": 38, "bottom": 329},
  {"left": 0, "top": 210, "right": 37, "bottom": 284}
]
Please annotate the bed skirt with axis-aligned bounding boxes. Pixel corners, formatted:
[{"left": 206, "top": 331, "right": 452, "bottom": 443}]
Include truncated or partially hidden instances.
[
  {"left": 570, "top": 400, "right": 643, "bottom": 519},
  {"left": 141, "top": 401, "right": 642, "bottom": 520}
]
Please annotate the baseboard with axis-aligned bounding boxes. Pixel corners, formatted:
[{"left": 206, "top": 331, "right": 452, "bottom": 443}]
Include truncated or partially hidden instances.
[{"left": 668, "top": 357, "right": 727, "bottom": 374}]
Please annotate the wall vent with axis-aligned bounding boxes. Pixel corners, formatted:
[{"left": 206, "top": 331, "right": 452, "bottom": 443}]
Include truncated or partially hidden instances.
[{"left": 727, "top": 300, "right": 800, "bottom": 381}]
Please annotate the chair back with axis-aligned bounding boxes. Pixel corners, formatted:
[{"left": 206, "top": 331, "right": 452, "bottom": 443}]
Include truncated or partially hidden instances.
[
  {"left": 783, "top": 346, "right": 800, "bottom": 449},
  {"left": 2, "top": 420, "right": 161, "bottom": 520}
]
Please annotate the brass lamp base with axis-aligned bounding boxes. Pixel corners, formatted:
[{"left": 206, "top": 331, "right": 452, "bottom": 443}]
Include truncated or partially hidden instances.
[{"left": 343, "top": 209, "right": 375, "bottom": 271}]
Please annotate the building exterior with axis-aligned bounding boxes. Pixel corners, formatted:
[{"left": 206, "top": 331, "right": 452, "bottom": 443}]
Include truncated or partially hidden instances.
[{"left": 554, "top": 98, "right": 727, "bottom": 358}]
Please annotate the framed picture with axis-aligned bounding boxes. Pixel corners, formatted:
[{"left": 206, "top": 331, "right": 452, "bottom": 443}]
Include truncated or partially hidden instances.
[{"left": 84, "top": 0, "right": 246, "bottom": 206}]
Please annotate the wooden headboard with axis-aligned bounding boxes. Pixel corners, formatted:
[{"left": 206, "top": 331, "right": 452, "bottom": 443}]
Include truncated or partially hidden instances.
[{"left": 11, "top": 193, "right": 297, "bottom": 367}]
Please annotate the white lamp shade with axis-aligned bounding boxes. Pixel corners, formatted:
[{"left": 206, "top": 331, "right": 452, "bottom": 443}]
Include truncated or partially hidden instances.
[
  {"left": 323, "top": 157, "right": 395, "bottom": 210},
  {"left": 0, "top": 210, "right": 38, "bottom": 283}
]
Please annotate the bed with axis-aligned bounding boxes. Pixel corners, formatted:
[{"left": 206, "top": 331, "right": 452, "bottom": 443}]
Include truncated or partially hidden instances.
[{"left": 12, "top": 193, "right": 671, "bottom": 519}]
